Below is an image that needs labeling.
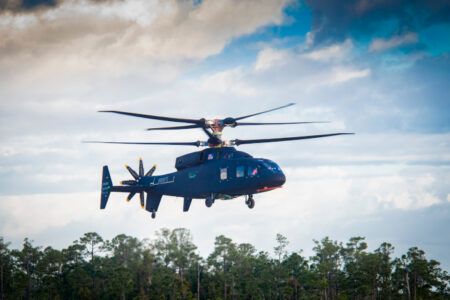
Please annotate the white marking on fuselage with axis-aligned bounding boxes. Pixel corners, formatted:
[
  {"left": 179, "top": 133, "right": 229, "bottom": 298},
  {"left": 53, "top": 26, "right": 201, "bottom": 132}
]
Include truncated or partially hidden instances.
[{"left": 150, "top": 175, "right": 175, "bottom": 186}]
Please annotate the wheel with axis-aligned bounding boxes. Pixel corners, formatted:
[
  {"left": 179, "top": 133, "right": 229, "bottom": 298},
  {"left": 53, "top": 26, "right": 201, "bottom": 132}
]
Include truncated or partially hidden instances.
[
  {"left": 151, "top": 211, "right": 156, "bottom": 219},
  {"left": 247, "top": 196, "right": 255, "bottom": 209}
]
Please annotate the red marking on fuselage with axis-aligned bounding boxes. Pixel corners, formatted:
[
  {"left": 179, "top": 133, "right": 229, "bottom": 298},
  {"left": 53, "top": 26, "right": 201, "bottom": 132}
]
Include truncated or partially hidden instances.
[{"left": 256, "top": 186, "right": 281, "bottom": 193}]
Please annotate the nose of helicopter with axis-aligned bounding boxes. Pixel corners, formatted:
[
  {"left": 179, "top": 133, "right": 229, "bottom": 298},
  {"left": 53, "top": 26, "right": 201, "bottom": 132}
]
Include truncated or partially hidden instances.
[{"left": 271, "top": 172, "right": 286, "bottom": 187}]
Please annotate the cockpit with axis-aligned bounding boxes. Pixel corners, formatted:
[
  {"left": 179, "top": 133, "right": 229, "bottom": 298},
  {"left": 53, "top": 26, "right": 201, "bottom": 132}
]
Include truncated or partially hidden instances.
[
  {"left": 257, "top": 159, "right": 282, "bottom": 173},
  {"left": 202, "top": 148, "right": 252, "bottom": 161}
]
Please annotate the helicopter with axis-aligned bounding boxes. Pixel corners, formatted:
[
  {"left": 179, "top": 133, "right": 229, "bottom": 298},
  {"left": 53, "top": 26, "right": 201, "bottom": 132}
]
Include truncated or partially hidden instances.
[{"left": 86, "top": 103, "right": 353, "bottom": 218}]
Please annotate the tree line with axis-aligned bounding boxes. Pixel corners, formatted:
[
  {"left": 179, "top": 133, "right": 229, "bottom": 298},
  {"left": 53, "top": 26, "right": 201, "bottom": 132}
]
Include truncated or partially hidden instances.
[{"left": 0, "top": 228, "right": 449, "bottom": 300}]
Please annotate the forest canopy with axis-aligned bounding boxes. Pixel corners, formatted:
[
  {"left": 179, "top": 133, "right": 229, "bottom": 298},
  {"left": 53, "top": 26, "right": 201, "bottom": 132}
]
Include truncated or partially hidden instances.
[{"left": 0, "top": 228, "right": 449, "bottom": 299}]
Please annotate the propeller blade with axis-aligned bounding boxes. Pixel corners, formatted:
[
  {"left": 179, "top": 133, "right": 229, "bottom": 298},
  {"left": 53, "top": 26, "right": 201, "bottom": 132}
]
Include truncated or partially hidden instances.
[
  {"left": 145, "top": 164, "right": 157, "bottom": 177},
  {"left": 140, "top": 192, "right": 145, "bottom": 208},
  {"left": 99, "top": 110, "right": 201, "bottom": 124},
  {"left": 234, "top": 103, "right": 296, "bottom": 121},
  {"left": 121, "top": 180, "right": 137, "bottom": 185},
  {"left": 125, "top": 165, "right": 139, "bottom": 180},
  {"left": 236, "top": 121, "right": 329, "bottom": 126},
  {"left": 146, "top": 124, "right": 200, "bottom": 131},
  {"left": 139, "top": 158, "right": 144, "bottom": 177},
  {"left": 232, "top": 133, "right": 354, "bottom": 146},
  {"left": 83, "top": 141, "right": 206, "bottom": 147},
  {"left": 127, "top": 192, "right": 136, "bottom": 202}
]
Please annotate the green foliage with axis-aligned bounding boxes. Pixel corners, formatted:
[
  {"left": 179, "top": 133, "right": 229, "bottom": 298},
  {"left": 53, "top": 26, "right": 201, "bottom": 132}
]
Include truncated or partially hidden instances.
[{"left": 0, "top": 230, "right": 448, "bottom": 300}]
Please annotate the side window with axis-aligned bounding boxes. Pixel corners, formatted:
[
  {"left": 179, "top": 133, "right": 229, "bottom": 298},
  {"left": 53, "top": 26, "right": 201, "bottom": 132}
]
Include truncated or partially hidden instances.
[
  {"left": 220, "top": 168, "right": 228, "bottom": 180},
  {"left": 236, "top": 166, "right": 245, "bottom": 178},
  {"left": 248, "top": 166, "right": 258, "bottom": 177}
]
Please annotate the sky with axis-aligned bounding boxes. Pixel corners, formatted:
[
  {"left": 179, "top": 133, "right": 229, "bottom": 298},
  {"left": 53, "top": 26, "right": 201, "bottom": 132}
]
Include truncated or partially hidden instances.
[{"left": 1, "top": 0, "right": 450, "bottom": 268}]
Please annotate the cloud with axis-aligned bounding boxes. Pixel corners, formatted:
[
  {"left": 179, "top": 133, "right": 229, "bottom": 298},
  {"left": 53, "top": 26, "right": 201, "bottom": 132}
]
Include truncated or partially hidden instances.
[
  {"left": 252, "top": 41, "right": 370, "bottom": 87},
  {"left": 254, "top": 47, "right": 291, "bottom": 71},
  {"left": 0, "top": 0, "right": 145, "bottom": 13},
  {"left": 303, "top": 39, "right": 353, "bottom": 61},
  {"left": 0, "top": 0, "right": 449, "bottom": 273},
  {"left": 328, "top": 67, "right": 370, "bottom": 84},
  {"left": 0, "top": 0, "right": 291, "bottom": 99},
  {"left": 0, "top": 0, "right": 58, "bottom": 13},
  {"left": 0, "top": 0, "right": 290, "bottom": 63},
  {"left": 305, "top": 0, "right": 450, "bottom": 45},
  {"left": 369, "top": 32, "right": 418, "bottom": 52},
  {"left": 198, "top": 67, "right": 257, "bottom": 96}
]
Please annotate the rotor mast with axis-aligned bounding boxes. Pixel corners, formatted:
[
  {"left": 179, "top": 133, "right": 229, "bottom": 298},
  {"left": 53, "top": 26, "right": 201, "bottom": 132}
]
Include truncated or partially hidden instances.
[{"left": 206, "top": 119, "right": 227, "bottom": 147}]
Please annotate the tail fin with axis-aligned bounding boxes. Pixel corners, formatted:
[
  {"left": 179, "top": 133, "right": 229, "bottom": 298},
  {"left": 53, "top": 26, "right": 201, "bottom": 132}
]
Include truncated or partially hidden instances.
[{"left": 101, "top": 166, "right": 113, "bottom": 209}]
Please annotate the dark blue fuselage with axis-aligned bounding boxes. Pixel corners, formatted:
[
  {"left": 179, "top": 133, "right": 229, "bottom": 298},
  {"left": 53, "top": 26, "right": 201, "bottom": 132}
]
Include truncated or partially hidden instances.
[{"left": 140, "top": 147, "right": 285, "bottom": 199}]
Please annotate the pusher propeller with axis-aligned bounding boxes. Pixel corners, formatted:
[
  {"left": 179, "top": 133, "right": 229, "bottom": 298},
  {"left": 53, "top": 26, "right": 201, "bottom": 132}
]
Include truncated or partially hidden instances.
[
  {"left": 125, "top": 165, "right": 139, "bottom": 180},
  {"left": 120, "top": 158, "right": 157, "bottom": 208},
  {"left": 145, "top": 164, "right": 157, "bottom": 177}
]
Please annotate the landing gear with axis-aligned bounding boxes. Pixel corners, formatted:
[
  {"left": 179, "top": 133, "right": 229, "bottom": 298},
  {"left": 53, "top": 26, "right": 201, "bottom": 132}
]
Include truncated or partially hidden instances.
[
  {"left": 151, "top": 210, "right": 156, "bottom": 219},
  {"left": 205, "top": 194, "right": 215, "bottom": 207},
  {"left": 245, "top": 195, "right": 255, "bottom": 209}
]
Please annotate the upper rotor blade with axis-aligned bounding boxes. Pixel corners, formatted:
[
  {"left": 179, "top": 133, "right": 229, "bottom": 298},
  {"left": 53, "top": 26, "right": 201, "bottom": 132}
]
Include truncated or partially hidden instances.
[
  {"left": 83, "top": 140, "right": 205, "bottom": 147},
  {"left": 146, "top": 124, "right": 200, "bottom": 131},
  {"left": 99, "top": 110, "right": 201, "bottom": 124},
  {"left": 234, "top": 103, "right": 296, "bottom": 121},
  {"left": 232, "top": 133, "right": 354, "bottom": 146},
  {"left": 236, "top": 121, "right": 329, "bottom": 126}
]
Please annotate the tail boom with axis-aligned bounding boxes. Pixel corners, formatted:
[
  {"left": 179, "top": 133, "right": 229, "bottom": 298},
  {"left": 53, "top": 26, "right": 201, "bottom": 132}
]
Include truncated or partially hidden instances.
[{"left": 100, "top": 166, "right": 149, "bottom": 209}]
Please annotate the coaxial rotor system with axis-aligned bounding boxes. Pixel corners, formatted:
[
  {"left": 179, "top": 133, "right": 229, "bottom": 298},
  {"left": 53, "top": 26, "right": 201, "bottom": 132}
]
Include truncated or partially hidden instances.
[{"left": 85, "top": 103, "right": 353, "bottom": 147}]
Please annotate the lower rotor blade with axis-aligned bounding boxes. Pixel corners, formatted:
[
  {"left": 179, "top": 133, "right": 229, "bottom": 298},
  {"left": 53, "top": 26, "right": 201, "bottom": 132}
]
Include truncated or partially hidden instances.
[
  {"left": 146, "top": 124, "right": 200, "bottom": 131},
  {"left": 83, "top": 141, "right": 205, "bottom": 147},
  {"left": 127, "top": 192, "right": 136, "bottom": 202},
  {"left": 145, "top": 164, "right": 157, "bottom": 177},
  {"left": 140, "top": 192, "right": 145, "bottom": 208},
  {"left": 125, "top": 165, "right": 139, "bottom": 180},
  {"left": 236, "top": 121, "right": 329, "bottom": 126},
  {"left": 139, "top": 158, "right": 144, "bottom": 177},
  {"left": 232, "top": 133, "right": 354, "bottom": 146}
]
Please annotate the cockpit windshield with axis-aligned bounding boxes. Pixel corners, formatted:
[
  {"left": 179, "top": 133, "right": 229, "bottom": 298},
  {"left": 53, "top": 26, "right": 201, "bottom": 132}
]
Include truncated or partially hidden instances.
[{"left": 257, "top": 159, "right": 282, "bottom": 172}]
